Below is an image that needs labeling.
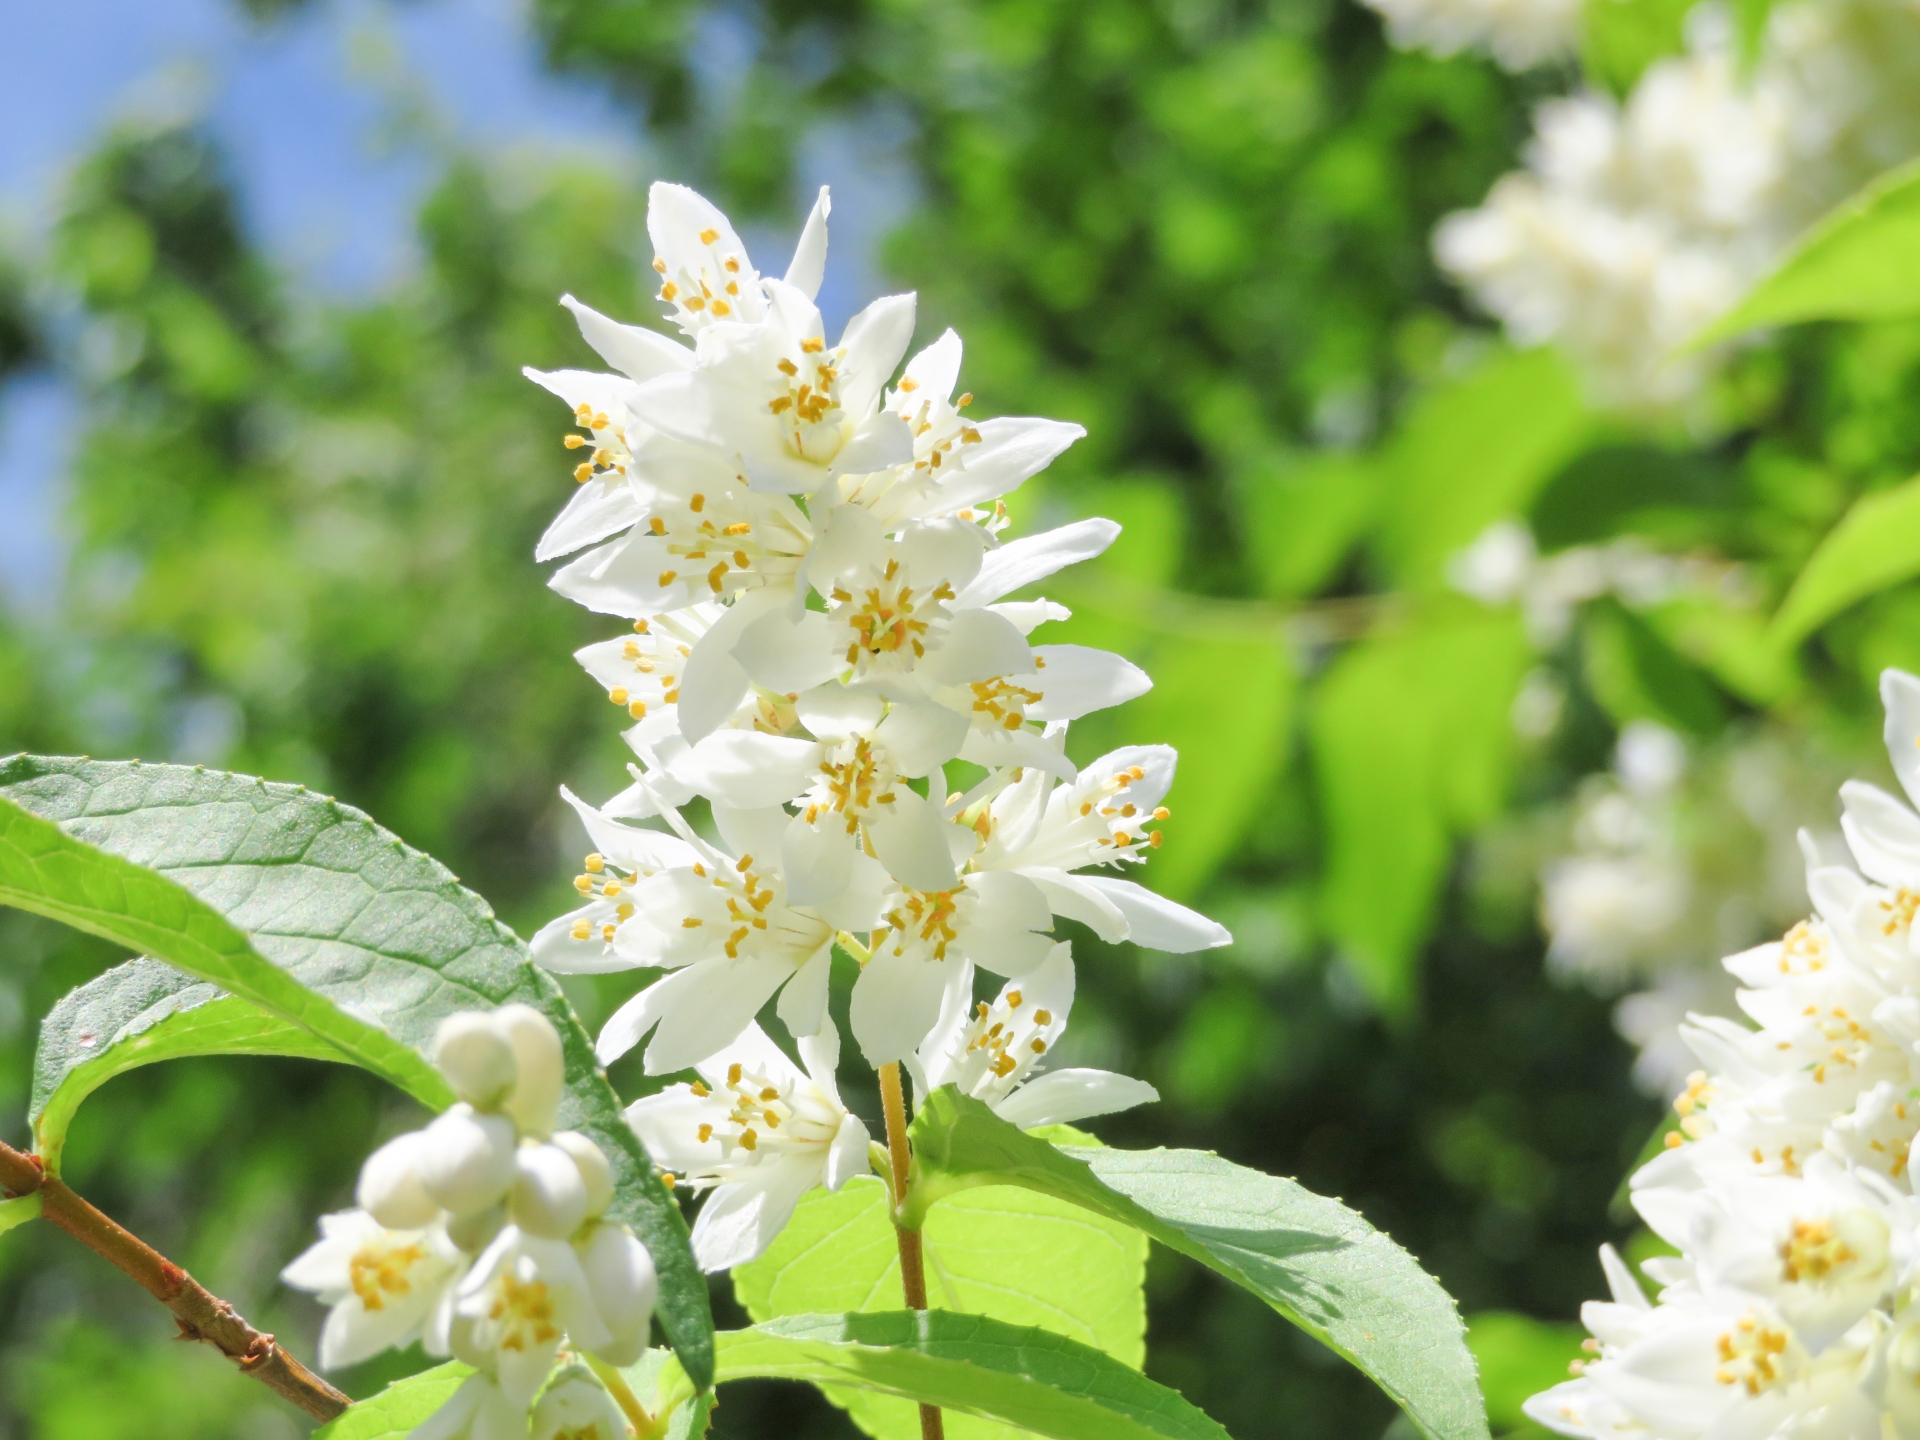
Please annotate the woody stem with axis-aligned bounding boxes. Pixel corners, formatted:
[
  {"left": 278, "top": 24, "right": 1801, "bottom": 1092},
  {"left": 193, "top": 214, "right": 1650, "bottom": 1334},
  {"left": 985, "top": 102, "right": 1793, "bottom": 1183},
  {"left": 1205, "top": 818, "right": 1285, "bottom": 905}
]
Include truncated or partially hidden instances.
[
  {"left": 0, "top": 1137, "right": 349, "bottom": 1421},
  {"left": 878, "top": 1061, "right": 943, "bottom": 1440}
]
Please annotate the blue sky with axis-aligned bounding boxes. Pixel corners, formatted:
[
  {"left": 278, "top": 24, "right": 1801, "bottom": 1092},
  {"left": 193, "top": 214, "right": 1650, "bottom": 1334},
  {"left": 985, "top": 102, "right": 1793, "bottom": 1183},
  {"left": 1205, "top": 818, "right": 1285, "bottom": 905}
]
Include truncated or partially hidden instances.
[{"left": 0, "top": 0, "right": 910, "bottom": 606}]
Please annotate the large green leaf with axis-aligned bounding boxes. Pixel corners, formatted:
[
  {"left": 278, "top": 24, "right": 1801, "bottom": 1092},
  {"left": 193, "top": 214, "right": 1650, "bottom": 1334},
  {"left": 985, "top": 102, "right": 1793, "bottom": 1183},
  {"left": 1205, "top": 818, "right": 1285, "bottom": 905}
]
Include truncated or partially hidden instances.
[
  {"left": 906, "top": 1088, "right": 1486, "bottom": 1440},
  {"left": 1697, "top": 159, "right": 1920, "bottom": 344},
  {"left": 1769, "top": 474, "right": 1920, "bottom": 644},
  {"left": 1375, "top": 348, "right": 1591, "bottom": 591},
  {"left": 649, "top": 1313, "right": 1230, "bottom": 1440},
  {"left": 733, "top": 1175, "right": 1148, "bottom": 1440},
  {"left": 1310, "top": 610, "right": 1530, "bottom": 1015},
  {"left": 33, "top": 958, "right": 349, "bottom": 1175},
  {"left": 0, "top": 755, "right": 713, "bottom": 1388},
  {"left": 311, "top": 1364, "right": 471, "bottom": 1440}
]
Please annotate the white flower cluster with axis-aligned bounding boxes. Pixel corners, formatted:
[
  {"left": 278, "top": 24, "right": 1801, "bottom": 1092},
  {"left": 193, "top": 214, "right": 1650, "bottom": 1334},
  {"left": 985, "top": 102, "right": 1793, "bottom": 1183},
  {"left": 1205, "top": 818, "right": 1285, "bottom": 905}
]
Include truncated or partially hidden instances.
[
  {"left": 282, "top": 1007, "right": 656, "bottom": 1440},
  {"left": 1360, "top": 0, "right": 1580, "bottom": 70},
  {"left": 1530, "top": 670, "right": 1920, "bottom": 1440},
  {"left": 519, "top": 185, "right": 1228, "bottom": 1270},
  {"left": 1435, "top": 0, "right": 1920, "bottom": 411}
]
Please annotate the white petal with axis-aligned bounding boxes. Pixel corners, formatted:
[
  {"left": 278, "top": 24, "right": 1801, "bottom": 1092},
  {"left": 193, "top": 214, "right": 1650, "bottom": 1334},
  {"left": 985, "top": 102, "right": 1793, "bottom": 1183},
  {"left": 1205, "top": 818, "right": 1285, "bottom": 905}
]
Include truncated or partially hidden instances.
[
  {"left": 921, "top": 608, "right": 1035, "bottom": 687},
  {"left": 1886, "top": 670, "right": 1920, "bottom": 812},
  {"left": 928, "top": 416, "right": 1085, "bottom": 513},
  {"left": 690, "top": 1165, "right": 819, "bottom": 1271},
  {"left": 851, "top": 946, "right": 964, "bottom": 1064},
  {"left": 837, "top": 293, "right": 918, "bottom": 419},
  {"left": 674, "top": 730, "right": 819, "bottom": 809},
  {"left": 711, "top": 803, "right": 793, "bottom": 865},
  {"left": 531, "top": 909, "right": 643, "bottom": 974},
  {"left": 798, "top": 1014, "right": 843, "bottom": 1095},
  {"left": 1021, "top": 867, "right": 1129, "bottom": 943},
  {"left": 784, "top": 186, "right": 831, "bottom": 299},
  {"left": 678, "top": 588, "right": 785, "bottom": 743},
  {"left": 1840, "top": 780, "right": 1920, "bottom": 889},
  {"left": 795, "top": 682, "right": 887, "bottom": 741},
  {"left": 875, "top": 699, "right": 970, "bottom": 777},
  {"left": 560, "top": 294, "right": 695, "bottom": 381},
  {"left": 897, "top": 329, "right": 962, "bottom": 403},
  {"left": 825, "top": 1113, "right": 872, "bottom": 1190},
  {"left": 642, "top": 956, "right": 792, "bottom": 1075},
  {"left": 1078, "top": 876, "right": 1231, "bottom": 951},
  {"left": 535, "top": 477, "right": 645, "bottom": 563},
  {"left": 832, "top": 410, "right": 915, "bottom": 477},
  {"left": 989, "top": 599, "right": 1072, "bottom": 635},
  {"left": 549, "top": 534, "right": 680, "bottom": 618},
  {"left": 560, "top": 786, "right": 700, "bottom": 871},
  {"left": 866, "top": 788, "right": 961, "bottom": 891},
  {"left": 596, "top": 977, "right": 678, "bottom": 1065},
  {"left": 776, "top": 944, "right": 834, "bottom": 1038},
  {"left": 1028, "top": 645, "right": 1151, "bottom": 720},
  {"left": 954, "top": 518, "right": 1120, "bottom": 608},
  {"left": 734, "top": 607, "right": 844, "bottom": 694},
  {"left": 994, "top": 1069, "right": 1159, "bottom": 1129},
  {"left": 783, "top": 814, "right": 857, "bottom": 910}
]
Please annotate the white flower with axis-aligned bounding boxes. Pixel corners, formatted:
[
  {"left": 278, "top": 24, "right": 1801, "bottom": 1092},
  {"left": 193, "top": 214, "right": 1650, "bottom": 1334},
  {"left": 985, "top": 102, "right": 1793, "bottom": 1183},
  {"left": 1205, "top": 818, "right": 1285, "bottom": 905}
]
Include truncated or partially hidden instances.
[
  {"left": 532, "top": 1367, "right": 631, "bottom": 1440},
  {"left": 966, "top": 743, "right": 1232, "bottom": 954},
  {"left": 279, "top": 1209, "right": 462, "bottom": 1370},
  {"left": 453, "top": 1224, "right": 614, "bottom": 1407},
  {"left": 624, "top": 1022, "right": 870, "bottom": 1271},
  {"left": 913, "top": 942, "right": 1159, "bottom": 1129},
  {"left": 538, "top": 792, "right": 880, "bottom": 1072},
  {"left": 413, "top": 1373, "right": 529, "bottom": 1440},
  {"left": 575, "top": 1217, "right": 658, "bottom": 1367}
]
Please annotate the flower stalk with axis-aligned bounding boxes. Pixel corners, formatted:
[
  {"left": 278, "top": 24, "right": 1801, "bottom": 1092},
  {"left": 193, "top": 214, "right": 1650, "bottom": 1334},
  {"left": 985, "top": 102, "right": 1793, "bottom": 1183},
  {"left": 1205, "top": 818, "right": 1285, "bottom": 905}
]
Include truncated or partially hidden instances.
[
  {"left": 0, "top": 1136, "right": 350, "bottom": 1421},
  {"left": 878, "top": 1061, "right": 943, "bottom": 1440}
]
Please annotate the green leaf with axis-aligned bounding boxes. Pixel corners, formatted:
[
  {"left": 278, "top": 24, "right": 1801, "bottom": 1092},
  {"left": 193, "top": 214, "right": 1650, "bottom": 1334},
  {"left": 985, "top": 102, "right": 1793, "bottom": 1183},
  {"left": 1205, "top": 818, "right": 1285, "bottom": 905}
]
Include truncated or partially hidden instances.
[
  {"left": 1047, "top": 584, "right": 1295, "bottom": 901},
  {"left": 0, "top": 755, "right": 713, "bottom": 1388},
  {"left": 650, "top": 1313, "right": 1230, "bottom": 1440},
  {"left": 1582, "top": 601, "right": 1728, "bottom": 737},
  {"left": 1769, "top": 474, "right": 1920, "bottom": 644},
  {"left": 311, "top": 1362, "right": 471, "bottom": 1440},
  {"left": 1238, "top": 451, "right": 1381, "bottom": 601},
  {"left": 1697, "top": 159, "right": 1920, "bottom": 345},
  {"left": 0, "top": 1193, "right": 42, "bottom": 1236},
  {"left": 1582, "top": 0, "right": 1696, "bottom": 96},
  {"left": 33, "top": 958, "right": 350, "bottom": 1174},
  {"left": 1375, "top": 348, "right": 1592, "bottom": 591},
  {"left": 1311, "top": 610, "right": 1531, "bottom": 1015},
  {"left": 1465, "top": 1313, "right": 1584, "bottom": 1433},
  {"left": 733, "top": 1175, "right": 1147, "bottom": 1440},
  {"left": 906, "top": 1088, "right": 1487, "bottom": 1440}
]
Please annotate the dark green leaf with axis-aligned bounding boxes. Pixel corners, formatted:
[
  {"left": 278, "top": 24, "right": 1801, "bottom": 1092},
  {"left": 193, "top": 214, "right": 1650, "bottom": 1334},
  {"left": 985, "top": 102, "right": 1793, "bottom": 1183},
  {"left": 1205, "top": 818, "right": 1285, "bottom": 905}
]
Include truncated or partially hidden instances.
[
  {"left": 906, "top": 1088, "right": 1487, "bottom": 1440},
  {"left": 1582, "top": 601, "right": 1729, "bottom": 736},
  {"left": 33, "top": 957, "right": 350, "bottom": 1174},
  {"left": 649, "top": 1312, "right": 1231, "bottom": 1440},
  {"left": 0, "top": 755, "right": 712, "bottom": 1388}
]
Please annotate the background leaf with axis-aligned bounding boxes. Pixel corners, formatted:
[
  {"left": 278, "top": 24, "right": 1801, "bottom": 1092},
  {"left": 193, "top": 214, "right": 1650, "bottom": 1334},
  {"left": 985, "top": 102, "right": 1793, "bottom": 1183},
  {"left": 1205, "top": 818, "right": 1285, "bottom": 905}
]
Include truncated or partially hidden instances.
[
  {"left": 907, "top": 1090, "right": 1487, "bottom": 1440},
  {"left": 651, "top": 1313, "right": 1231, "bottom": 1440},
  {"left": 1311, "top": 611, "right": 1531, "bottom": 1015},
  {"left": 1464, "top": 1313, "right": 1584, "bottom": 1436},
  {"left": 1697, "top": 158, "right": 1920, "bottom": 343},
  {"left": 0, "top": 755, "right": 713, "bottom": 1387},
  {"left": 1769, "top": 473, "right": 1920, "bottom": 644},
  {"left": 733, "top": 1175, "right": 1148, "bottom": 1440},
  {"left": 33, "top": 957, "right": 348, "bottom": 1174}
]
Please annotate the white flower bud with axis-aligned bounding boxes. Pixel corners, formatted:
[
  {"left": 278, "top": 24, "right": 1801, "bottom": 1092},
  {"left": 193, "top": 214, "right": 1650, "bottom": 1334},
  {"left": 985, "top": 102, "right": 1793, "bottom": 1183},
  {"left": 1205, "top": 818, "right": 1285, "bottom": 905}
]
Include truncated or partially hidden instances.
[
  {"left": 445, "top": 1202, "right": 505, "bottom": 1257},
  {"left": 355, "top": 1131, "right": 441, "bottom": 1229},
  {"left": 497, "top": 1004, "right": 565, "bottom": 1139},
  {"left": 552, "top": 1131, "right": 615, "bottom": 1219},
  {"left": 511, "top": 1141, "right": 590, "bottom": 1239},
  {"left": 418, "top": 1104, "right": 518, "bottom": 1217},
  {"left": 577, "top": 1221, "right": 657, "bottom": 1367},
  {"left": 434, "top": 1012, "right": 519, "bottom": 1110},
  {"left": 531, "top": 1368, "right": 629, "bottom": 1440}
]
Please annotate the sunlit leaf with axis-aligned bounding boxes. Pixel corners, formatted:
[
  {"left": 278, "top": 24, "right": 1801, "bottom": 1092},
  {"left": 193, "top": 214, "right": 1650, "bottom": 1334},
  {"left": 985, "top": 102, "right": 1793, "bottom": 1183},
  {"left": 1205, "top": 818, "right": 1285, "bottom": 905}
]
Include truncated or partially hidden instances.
[
  {"left": 310, "top": 1363, "right": 470, "bottom": 1440},
  {"left": 1769, "top": 473, "right": 1920, "bottom": 645}
]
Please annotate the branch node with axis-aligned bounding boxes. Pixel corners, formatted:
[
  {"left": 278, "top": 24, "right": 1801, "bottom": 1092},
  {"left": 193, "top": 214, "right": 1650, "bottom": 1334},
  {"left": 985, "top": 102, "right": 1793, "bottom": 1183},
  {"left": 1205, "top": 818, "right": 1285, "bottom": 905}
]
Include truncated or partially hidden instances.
[
  {"left": 157, "top": 1259, "right": 188, "bottom": 1299},
  {"left": 239, "top": 1335, "right": 279, "bottom": 1372}
]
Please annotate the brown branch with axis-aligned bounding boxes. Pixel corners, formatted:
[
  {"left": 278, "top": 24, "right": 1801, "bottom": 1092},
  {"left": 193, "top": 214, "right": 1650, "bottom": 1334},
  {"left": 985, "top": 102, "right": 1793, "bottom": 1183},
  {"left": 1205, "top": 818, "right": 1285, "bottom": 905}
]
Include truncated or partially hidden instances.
[
  {"left": 878, "top": 1063, "right": 943, "bottom": 1440},
  {"left": 0, "top": 1138, "right": 349, "bottom": 1423}
]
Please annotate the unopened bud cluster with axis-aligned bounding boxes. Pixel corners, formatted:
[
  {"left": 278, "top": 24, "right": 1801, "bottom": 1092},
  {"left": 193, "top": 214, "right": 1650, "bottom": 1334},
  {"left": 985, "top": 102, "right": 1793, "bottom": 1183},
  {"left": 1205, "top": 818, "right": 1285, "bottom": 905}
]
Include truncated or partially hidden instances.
[{"left": 283, "top": 1006, "right": 655, "bottom": 1439}]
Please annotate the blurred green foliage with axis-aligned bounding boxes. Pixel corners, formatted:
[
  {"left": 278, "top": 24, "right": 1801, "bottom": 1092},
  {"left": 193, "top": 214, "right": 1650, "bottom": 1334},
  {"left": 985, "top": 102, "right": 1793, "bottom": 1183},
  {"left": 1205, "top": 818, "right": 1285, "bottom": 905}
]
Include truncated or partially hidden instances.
[{"left": 11, "top": 0, "right": 1920, "bottom": 1436}]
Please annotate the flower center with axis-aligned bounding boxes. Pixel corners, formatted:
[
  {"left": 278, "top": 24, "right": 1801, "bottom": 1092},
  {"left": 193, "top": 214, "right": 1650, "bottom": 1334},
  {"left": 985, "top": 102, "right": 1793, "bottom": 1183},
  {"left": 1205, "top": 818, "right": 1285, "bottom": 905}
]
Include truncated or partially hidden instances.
[
  {"left": 1879, "top": 890, "right": 1920, "bottom": 938},
  {"left": 689, "top": 854, "right": 778, "bottom": 959},
  {"left": 349, "top": 1239, "right": 424, "bottom": 1312},
  {"left": 688, "top": 1062, "right": 839, "bottom": 1164},
  {"left": 489, "top": 1273, "right": 561, "bottom": 1351},
  {"left": 876, "top": 888, "right": 963, "bottom": 961},
  {"left": 653, "top": 237, "right": 747, "bottom": 325},
  {"left": 562, "top": 403, "right": 628, "bottom": 486},
  {"left": 768, "top": 340, "right": 847, "bottom": 462},
  {"left": 970, "top": 675, "right": 1044, "bottom": 731},
  {"left": 1778, "top": 919, "right": 1830, "bottom": 973},
  {"left": 830, "top": 560, "right": 954, "bottom": 671},
  {"left": 806, "top": 736, "right": 904, "bottom": 832},
  {"left": 1714, "top": 1313, "right": 1790, "bottom": 1395},
  {"left": 1780, "top": 1218, "right": 1855, "bottom": 1284}
]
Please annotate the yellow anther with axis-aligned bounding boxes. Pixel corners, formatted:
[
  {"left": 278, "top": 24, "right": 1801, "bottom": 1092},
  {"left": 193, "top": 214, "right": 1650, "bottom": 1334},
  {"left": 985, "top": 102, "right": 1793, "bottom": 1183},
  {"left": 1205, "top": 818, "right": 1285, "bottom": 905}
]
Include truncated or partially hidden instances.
[
  {"left": 683, "top": 917, "right": 703, "bottom": 928},
  {"left": 585, "top": 853, "right": 605, "bottom": 873},
  {"left": 699, "top": 227, "right": 719, "bottom": 244}
]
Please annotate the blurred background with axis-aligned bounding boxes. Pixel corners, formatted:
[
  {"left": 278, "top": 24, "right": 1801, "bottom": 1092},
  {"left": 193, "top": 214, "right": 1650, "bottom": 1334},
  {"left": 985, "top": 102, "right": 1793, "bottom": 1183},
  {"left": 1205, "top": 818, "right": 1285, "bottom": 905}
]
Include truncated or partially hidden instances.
[{"left": 3, "top": 0, "right": 1919, "bottom": 1434}]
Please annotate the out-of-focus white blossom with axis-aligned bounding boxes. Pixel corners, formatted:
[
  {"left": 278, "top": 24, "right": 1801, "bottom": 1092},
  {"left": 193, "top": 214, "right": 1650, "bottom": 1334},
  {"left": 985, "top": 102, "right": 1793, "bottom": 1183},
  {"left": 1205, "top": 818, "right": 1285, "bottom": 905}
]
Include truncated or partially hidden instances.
[
  {"left": 1359, "top": 0, "right": 1581, "bottom": 68},
  {"left": 1437, "top": 0, "right": 1920, "bottom": 411}
]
